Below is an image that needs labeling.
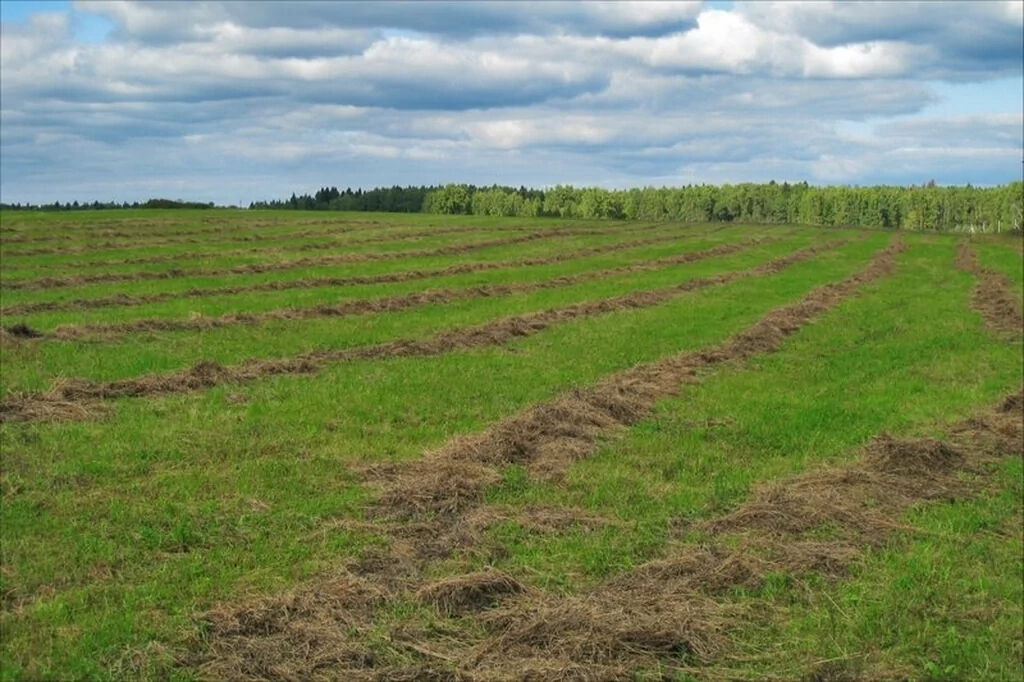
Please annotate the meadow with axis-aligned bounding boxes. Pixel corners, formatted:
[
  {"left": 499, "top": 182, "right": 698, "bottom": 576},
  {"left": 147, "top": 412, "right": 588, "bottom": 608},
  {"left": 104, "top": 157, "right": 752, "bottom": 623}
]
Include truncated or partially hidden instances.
[{"left": 0, "top": 209, "right": 1021, "bottom": 681}]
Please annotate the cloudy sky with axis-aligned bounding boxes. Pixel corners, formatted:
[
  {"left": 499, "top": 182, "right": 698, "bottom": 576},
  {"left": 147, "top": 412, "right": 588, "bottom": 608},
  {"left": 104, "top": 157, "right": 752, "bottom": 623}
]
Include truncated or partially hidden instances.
[{"left": 1, "top": 1, "right": 1021, "bottom": 205}]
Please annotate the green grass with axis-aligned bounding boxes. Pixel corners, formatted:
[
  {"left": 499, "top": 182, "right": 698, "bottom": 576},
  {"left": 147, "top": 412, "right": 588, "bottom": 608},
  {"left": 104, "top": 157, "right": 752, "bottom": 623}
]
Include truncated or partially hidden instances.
[
  {"left": 475, "top": 241, "right": 1021, "bottom": 585},
  {"left": 0, "top": 229, "right": 825, "bottom": 393},
  {"left": 0, "top": 210, "right": 1020, "bottom": 681},
  {"left": 720, "top": 457, "right": 1022, "bottom": 680},
  {"left": 0, "top": 223, "right": 711, "bottom": 309},
  {"left": 0, "top": 224, "right": 766, "bottom": 329}
]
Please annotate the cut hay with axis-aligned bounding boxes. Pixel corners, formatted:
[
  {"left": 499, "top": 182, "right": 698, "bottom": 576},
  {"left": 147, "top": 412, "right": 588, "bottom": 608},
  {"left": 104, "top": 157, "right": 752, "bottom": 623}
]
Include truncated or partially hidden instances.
[{"left": 416, "top": 570, "right": 526, "bottom": 615}]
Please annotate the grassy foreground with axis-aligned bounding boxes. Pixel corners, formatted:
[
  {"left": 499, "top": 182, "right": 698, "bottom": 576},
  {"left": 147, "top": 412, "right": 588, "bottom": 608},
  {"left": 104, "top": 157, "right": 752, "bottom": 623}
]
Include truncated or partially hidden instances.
[{"left": 0, "top": 209, "right": 1021, "bottom": 680}]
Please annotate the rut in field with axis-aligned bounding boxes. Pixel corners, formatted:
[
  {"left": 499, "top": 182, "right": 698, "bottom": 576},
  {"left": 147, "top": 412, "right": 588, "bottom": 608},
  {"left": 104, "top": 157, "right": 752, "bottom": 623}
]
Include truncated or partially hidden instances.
[
  {"left": 1, "top": 230, "right": 613, "bottom": 291},
  {"left": 192, "top": 237, "right": 1024, "bottom": 682},
  {"left": 954, "top": 241, "right": 1023, "bottom": 336},
  {"left": 0, "top": 238, "right": 848, "bottom": 422},
  {"left": 0, "top": 230, "right": 722, "bottom": 316},
  {"left": 25, "top": 237, "right": 776, "bottom": 341}
]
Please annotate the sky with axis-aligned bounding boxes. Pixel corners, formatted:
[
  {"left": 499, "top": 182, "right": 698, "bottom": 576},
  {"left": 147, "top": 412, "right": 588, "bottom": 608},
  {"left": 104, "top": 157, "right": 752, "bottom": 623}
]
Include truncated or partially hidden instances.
[{"left": 0, "top": 1, "right": 1022, "bottom": 205}]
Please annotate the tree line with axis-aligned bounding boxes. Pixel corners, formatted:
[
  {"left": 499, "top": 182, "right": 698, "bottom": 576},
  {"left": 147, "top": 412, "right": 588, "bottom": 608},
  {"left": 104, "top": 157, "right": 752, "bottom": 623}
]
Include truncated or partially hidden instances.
[
  {"left": 0, "top": 198, "right": 215, "bottom": 211},
  {"left": 249, "top": 186, "right": 434, "bottom": 213},
  {"left": 253, "top": 181, "right": 1023, "bottom": 233},
  {"left": 3, "top": 182, "right": 1020, "bottom": 232}
]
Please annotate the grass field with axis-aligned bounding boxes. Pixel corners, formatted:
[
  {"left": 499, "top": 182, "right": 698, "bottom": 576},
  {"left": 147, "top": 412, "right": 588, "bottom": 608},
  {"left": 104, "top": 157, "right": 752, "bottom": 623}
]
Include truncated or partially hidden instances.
[{"left": 0, "top": 209, "right": 1021, "bottom": 681}]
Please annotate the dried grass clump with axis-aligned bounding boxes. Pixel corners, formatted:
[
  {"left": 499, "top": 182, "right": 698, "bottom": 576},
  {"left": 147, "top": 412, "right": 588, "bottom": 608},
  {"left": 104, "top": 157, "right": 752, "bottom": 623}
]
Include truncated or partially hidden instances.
[
  {"left": 950, "top": 394, "right": 1024, "bottom": 457},
  {"left": 381, "top": 459, "right": 502, "bottom": 517},
  {"left": 705, "top": 471, "right": 905, "bottom": 543},
  {"left": 416, "top": 570, "right": 526, "bottom": 615},
  {"left": 196, "top": 575, "right": 382, "bottom": 681},
  {"left": 464, "top": 505, "right": 617, "bottom": 536},
  {"left": 476, "top": 586, "right": 725, "bottom": 674},
  {"left": 862, "top": 434, "right": 964, "bottom": 475},
  {"left": 620, "top": 546, "right": 770, "bottom": 595}
]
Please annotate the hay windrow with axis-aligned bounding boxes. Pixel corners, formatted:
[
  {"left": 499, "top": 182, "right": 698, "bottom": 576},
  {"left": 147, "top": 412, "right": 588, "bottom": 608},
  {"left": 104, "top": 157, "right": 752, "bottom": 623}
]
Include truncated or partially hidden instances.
[
  {"left": 0, "top": 232, "right": 695, "bottom": 316},
  {"left": 0, "top": 230, "right": 593, "bottom": 291},
  {"left": 378, "top": 237, "right": 897, "bottom": 521},
  {"left": 1, "top": 222, "right": 659, "bottom": 266},
  {"left": 0, "top": 219, "right": 351, "bottom": 244},
  {"left": 955, "top": 241, "right": 1023, "bottom": 336},
  {"left": 0, "top": 215, "right": 491, "bottom": 248},
  {"left": 0, "top": 216, "right": 617, "bottom": 247},
  {"left": 187, "top": 391, "right": 1020, "bottom": 680},
  {"left": 20, "top": 237, "right": 775, "bottom": 342},
  {"left": 0, "top": 238, "right": 847, "bottom": 423},
  {"left": 707, "top": 398, "right": 1022, "bottom": 548},
  {"left": 0, "top": 224, "right": 529, "bottom": 262},
  {"left": 185, "top": 232, "right": 1024, "bottom": 681}
]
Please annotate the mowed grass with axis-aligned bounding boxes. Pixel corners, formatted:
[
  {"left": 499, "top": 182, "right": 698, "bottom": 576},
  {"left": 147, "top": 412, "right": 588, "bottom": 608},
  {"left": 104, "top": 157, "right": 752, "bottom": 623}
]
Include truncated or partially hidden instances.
[
  {"left": 0, "top": 222, "right": 690, "bottom": 309},
  {"left": 480, "top": 240, "right": 1022, "bottom": 581},
  {"left": 0, "top": 211, "right": 1020, "bottom": 681},
  {"left": 0, "top": 227, "right": 542, "bottom": 280},
  {"left": 0, "top": 228, "right": 824, "bottom": 393},
  {"left": 0, "top": 223, "right": 769, "bottom": 330}
]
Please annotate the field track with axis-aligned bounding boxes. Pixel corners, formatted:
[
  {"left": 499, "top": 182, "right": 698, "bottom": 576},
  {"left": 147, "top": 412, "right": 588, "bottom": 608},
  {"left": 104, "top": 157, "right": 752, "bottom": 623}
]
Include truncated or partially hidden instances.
[{"left": 0, "top": 210, "right": 1020, "bottom": 681}]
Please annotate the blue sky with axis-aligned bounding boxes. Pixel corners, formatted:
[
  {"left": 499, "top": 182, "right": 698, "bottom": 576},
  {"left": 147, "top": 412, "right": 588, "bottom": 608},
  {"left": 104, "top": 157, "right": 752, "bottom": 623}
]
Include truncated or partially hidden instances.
[{"left": 1, "top": 1, "right": 1021, "bottom": 204}]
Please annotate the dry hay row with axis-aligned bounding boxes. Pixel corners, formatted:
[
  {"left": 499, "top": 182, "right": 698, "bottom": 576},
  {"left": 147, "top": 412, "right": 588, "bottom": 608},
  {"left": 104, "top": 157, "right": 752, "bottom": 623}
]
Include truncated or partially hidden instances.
[
  {"left": 0, "top": 224, "right": 537, "bottom": 262},
  {"left": 0, "top": 220, "right": 619, "bottom": 260},
  {"left": 954, "top": 241, "right": 1023, "bottom": 336},
  {"left": 370, "top": 237, "right": 904, "bottom": 533},
  {"left": 0, "top": 238, "right": 852, "bottom": 423},
  {"left": 0, "top": 216, "right": 419, "bottom": 246},
  {"left": 416, "top": 395, "right": 1017, "bottom": 682},
  {"left": 191, "top": 235, "right": 1021, "bottom": 682},
  {"left": 0, "top": 215, "right": 609, "bottom": 241},
  {"left": 1, "top": 217, "right": 389, "bottom": 236},
  {"left": 0, "top": 221, "right": 356, "bottom": 246},
  {"left": 1, "top": 229, "right": 608, "bottom": 292},
  {"left": 15, "top": 237, "right": 777, "bottom": 342},
  {"left": 0, "top": 231, "right": 713, "bottom": 317}
]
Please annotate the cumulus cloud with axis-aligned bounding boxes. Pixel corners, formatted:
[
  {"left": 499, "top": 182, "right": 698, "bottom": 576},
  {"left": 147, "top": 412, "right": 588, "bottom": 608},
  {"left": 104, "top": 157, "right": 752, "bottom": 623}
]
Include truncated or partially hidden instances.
[
  {"left": 79, "top": 0, "right": 704, "bottom": 41},
  {"left": 740, "top": 1, "right": 1023, "bottom": 74},
  {"left": 0, "top": 1, "right": 1021, "bottom": 203}
]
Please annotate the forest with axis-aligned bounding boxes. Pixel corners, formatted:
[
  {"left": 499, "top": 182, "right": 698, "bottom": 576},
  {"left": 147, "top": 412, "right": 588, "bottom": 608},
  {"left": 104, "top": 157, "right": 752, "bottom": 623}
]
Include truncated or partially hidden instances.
[
  {"left": 2, "top": 182, "right": 1020, "bottom": 233},
  {"left": 253, "top": 181, "right": 1023, "bottom": 232}
]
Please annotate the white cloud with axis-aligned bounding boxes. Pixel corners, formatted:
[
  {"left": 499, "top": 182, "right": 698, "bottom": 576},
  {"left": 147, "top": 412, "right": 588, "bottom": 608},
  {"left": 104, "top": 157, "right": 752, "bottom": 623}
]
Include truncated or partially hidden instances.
[{"left": 0, "top": 1, "right": 1020, "bottom": 203}]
